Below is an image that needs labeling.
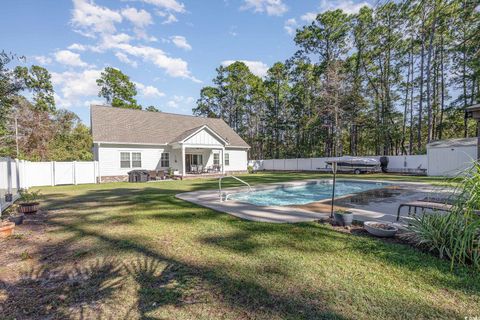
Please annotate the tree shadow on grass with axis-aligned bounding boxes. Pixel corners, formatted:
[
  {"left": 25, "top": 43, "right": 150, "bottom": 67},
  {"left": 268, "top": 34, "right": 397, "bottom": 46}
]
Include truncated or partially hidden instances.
[
  {"left": 42, "top": 185, "right": 480, "bottom": 296},
  {"left": 24, "top": 217, "right": 355, "bottom": 319},
  {"left": 27, "top": 180, "right": 480, "bottom": 318},
  {"left": 0, "top": 257, "right": 125, "bottom": 319}
]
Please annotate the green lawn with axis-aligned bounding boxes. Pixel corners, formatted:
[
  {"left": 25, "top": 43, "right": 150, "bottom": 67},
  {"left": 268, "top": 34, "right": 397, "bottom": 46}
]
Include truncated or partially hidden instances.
[{"left": 1, "top": 172, "right": 478, "bottom": 319}]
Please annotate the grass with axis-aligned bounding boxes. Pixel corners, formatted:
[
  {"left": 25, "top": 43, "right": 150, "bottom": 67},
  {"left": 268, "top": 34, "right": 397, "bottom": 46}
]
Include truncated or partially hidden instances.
[{"left": 1, "top": 172, "right": 478, "bottom": 319}]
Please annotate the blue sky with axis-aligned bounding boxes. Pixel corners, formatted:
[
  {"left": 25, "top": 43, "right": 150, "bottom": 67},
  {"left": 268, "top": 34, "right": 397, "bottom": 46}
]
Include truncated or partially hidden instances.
[{"left": 1, "top": 0, "right": 372, "bottom": 125}]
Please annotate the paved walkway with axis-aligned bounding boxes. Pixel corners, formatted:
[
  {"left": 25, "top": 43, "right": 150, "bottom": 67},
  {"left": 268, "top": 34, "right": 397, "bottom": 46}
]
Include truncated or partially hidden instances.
[{"left": 175, "top": 179, "right": 453, "bottom": 224}]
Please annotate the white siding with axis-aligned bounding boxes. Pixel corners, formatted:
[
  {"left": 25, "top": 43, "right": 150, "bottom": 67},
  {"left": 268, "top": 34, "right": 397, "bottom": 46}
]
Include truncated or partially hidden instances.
[
  {"left": 225, "top": 148, "right": 248, "bottom": 172},
  {"left": 184, "top": 129, "right": 223, "bottom": 146},
  {"left": 427, "top": 145, "right": 476, "bottom": 176},
  {"left": 96, "top": 143, "right": 248, "bottom": 176},
  {"left": 97, "top": 144, "right": 182, "bottom": 177}
]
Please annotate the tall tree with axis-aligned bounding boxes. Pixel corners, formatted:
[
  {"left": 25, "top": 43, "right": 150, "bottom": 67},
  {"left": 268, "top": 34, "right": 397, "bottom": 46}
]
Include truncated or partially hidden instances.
[
  {"left": 96, "top": 67, "right": 140, "bottom": 109},
  {"left": 14, "top": 65, "right": 55, "bottom": 112}
]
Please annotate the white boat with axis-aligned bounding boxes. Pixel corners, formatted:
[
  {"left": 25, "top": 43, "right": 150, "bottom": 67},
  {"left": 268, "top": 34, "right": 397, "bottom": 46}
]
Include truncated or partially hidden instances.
[{"left": 325, "top": 156, "right": 380, "bottom": 174}]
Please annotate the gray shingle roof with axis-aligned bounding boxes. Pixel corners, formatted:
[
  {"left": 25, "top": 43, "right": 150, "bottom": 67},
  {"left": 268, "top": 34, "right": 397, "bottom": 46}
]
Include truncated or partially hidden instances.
[{"left": 90, "top": 105, "right": 250, "bottom": 148}]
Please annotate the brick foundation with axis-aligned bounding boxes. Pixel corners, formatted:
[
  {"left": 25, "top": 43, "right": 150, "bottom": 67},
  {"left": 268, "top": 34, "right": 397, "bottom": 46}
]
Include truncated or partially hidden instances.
[
  {"left": 100, "top": 175, "right": 128, "bottom": 183},
  {"left": 99, "top": 171, "right": 248, "bottom": 183}
]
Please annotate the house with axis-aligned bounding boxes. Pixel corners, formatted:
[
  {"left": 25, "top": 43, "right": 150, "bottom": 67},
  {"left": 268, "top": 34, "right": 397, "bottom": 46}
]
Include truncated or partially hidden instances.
[{"left": 90, "top": 105, "right": 250, "bottom": 182}]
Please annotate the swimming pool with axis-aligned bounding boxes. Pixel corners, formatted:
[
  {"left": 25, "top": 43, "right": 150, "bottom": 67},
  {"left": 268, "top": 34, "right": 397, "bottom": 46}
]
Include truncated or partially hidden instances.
[{"left": 228, "top": 180, "right": 388, "bottom": 206}]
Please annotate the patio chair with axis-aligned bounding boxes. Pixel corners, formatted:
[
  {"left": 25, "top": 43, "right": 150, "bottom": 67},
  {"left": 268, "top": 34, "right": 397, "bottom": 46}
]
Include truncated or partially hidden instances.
[
  {"left": 147, "top": 170, "right": 157, "bottom": 181},
  {"left": 198, "top": 164, "right": 204, "bottom": 173},
  {"left": 158, "top": 170, "right": 166, "bottom": 180}
]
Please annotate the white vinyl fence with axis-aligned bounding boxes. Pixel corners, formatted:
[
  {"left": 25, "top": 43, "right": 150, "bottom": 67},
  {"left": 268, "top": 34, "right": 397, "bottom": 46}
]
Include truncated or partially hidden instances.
[
  {"left": 248, "top": 155, "right": 428, "bottom": 174},
  {"left": 1, "top": 158, "right": 99, "bottom": 213}
]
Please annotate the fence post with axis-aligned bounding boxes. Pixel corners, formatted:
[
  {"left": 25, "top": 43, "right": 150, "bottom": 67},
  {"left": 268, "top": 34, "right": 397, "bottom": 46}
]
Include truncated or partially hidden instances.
[
  {"left": 73, "top": 161, "right": 77, "bottom": 185},
  {"left": 7, "top": 157, "right": 12, "bottom": 197},
  {"left": 20, "top": 160, "right": 26, "bottom": 189},
  {"left": 15, "top": 158, "right": 20, "bottom": 192},
  {"left": 51, "top": 161, "right": 55, "bottom": 186},
  {"left": 93, "top": 161, "right": 97, "bottom": 183}
]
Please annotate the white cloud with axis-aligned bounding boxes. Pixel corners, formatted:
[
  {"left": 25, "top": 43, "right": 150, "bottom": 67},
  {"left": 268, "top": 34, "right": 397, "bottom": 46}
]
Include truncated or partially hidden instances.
[
  {"left": 221, "top": 60, "right": 269, "bottom": 78},
  {"left": 170, "top": 35, "right": 192, "bottom": 51},
  {"left": 67, "top": 0, "right": 198, "bottom": 82},
  {"left": 113, "top": 43, "right": 200, "bottom": 81},
  {"left": 241, "top": 0, "right": 288, "bottom": 16},
  {"left": 300, "top": 12, "right": 317, "bottom": 23},
  {"left": 319, "top": 0, "right": 371, "bottom": 14},
  {"left": 100, "top": 33, "right": 133, "bottom": 48},
  {"left": 32, "top": 55, "right": 52, "bottom": 65},
  {"left": 54, "top": 50, "right": 89, "bottom": 68},
  {"left": 115, "top": 52, "right": 138, "bottom": 67},
  {"left": 71, "top": 0, "right": 123, "bottom": 37},
  {"left": 135, "top": 82, "right": 165, "bottom": 97},
  {"left": 51, "top": 69, "right": 102, "bottom": 108},
  {"left": 140, "top": 0, "right": 185, "bottom": 13},
  {"left": 121, "top": 7, "right": 153, "bottom": 28},
  {"left": 67, "top": 43, "right": 87, "bottom": 51},
  {"left": 156, "top": 10, "right": 178, "bottom": 24},
  {"left": 121, "top": 8, "right": 156, "bottom": 41},
  {"left": 166, "top": 95, "right": 195, "bottom": 109},
  {"left": 284, "top": 18, "right": 297, "bottom": 35}
]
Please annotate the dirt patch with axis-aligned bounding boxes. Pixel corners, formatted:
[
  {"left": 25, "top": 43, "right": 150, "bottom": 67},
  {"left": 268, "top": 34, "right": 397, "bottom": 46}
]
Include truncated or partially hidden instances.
[{"left": 0, "top": 211, "right": 57, "bottom": 281}]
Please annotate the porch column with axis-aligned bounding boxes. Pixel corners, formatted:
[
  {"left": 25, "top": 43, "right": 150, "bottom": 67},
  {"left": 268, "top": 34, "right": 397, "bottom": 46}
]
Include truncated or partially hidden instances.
[
  {"left": 181, "top": 145, "right": 186, "bottom": 176},
  {"left": 221, "top": 147, "right": 225, "bottom": 174}
]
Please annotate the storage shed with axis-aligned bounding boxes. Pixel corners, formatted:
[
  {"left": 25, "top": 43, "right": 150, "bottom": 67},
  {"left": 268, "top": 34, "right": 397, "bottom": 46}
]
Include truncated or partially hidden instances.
[{"left": 427, "top": 138, "right": 477, "bottom": 176}]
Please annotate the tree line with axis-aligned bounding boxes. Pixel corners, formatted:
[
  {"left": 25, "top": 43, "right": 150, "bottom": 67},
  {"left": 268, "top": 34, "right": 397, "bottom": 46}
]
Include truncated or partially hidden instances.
[
  {"left": 0, "top": 56, "right": 158, "bottom": 160},
  {"left": 193, "top": 0, "right": 480, "bottom": 159}
]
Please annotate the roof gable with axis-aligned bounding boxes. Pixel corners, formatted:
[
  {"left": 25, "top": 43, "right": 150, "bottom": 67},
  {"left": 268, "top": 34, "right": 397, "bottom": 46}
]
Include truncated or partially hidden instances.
[
  {"left": 174, "top": 125, "right": 228, "bottom": 145},
  {"left": 90, "top": 105, "right": 250, "bottom": 148}
]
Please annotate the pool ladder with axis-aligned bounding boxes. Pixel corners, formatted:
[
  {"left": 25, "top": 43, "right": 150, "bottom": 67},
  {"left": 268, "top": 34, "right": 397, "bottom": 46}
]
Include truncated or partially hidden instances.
[{"left": 219, "top": 175, "right": 252, "bottom": 202}]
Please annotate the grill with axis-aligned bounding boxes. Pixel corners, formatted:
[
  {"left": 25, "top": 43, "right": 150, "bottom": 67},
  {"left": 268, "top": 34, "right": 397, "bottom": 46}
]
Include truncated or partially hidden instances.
[{"left": 128, "top": 170, "right": 149, "bottom": 182}]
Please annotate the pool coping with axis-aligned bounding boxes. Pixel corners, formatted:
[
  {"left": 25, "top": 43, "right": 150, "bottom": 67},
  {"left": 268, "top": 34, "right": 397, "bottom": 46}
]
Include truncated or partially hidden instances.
[{"left": 175, "top": 178, "right": 452, "bottom": 224}]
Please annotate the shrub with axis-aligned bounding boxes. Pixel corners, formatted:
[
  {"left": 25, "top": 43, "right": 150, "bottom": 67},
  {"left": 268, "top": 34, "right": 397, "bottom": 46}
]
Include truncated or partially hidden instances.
[
  {"left": 247, "top": 165, "right": 254, "bottom": 174},
  {"left": 406, "top": 213, "right": 480, "bottom": 270},
  {"left": 18, "top": 189, "right": 42, "bottom": 204},
  {"left": 406, "top": 162, "right": 480, "bottom": 270}
]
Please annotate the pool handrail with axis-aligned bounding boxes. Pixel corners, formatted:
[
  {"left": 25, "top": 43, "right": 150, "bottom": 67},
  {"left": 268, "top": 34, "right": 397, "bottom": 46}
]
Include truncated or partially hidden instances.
[{"left": 219, "top": 175, "right": 252, "bottom": 202}]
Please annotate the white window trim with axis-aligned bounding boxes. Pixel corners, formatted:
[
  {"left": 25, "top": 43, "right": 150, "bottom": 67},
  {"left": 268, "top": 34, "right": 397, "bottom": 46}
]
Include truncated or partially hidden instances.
[
  {"left": 120, "top": 152, "right": 131, "bottom": 169},
  {"left": 225, "top": 153, "right": 230, "bottom": 166},
  {"left": 132, "top": 152, "right": 142, "bottom": 168},
  {"left": 213, "top": 153, "right": 220, "bottom": 165},
  {"left": 160, "top": 152, "right": 170, "bottom": 167}
]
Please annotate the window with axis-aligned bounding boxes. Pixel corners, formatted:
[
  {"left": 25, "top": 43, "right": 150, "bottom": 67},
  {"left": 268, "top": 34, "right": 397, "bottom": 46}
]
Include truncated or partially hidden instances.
[
  {"left": 132, "top": 152, "right": 142, "bottom": 168},
  {"left": 161, "top": 152, "right": 170, "bottom": 167},
  {"left": 225, "top": 153, "right": 229, "bottom": 166},
  {"left": 120, "top": 152, "right": 131, "bottom": 168},
  {"left": 213, "top": 153, "right": 220, "bottom": 165}
]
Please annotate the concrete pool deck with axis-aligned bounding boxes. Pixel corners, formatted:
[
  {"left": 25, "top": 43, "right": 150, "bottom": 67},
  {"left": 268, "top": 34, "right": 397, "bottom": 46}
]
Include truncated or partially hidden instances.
[{"left": 175, "top": 179, "right": 453, "bottom": 224}]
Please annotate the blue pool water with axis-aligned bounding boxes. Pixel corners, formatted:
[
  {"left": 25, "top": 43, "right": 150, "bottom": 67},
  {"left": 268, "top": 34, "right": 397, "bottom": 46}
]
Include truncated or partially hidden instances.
[{"left": 228, "top": 181, "right": 387, "bottom": 206}]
